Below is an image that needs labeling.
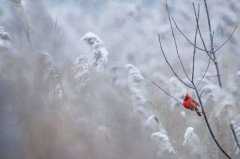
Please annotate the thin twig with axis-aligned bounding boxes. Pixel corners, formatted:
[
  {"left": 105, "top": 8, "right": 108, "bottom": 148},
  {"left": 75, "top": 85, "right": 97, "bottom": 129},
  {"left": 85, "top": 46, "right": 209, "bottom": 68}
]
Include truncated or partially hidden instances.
[
  {"left": 230, "top": 123, "right": 240, "bottom": 151},
  {"left": 171, "top": 16, "right": 206, "bottom": 52},
  {"left": 158, "top": 1, "right": 233, "bottom": 157},
  {"left": 203, "top": 0, "right": 222, "bottom": 88},
  {"left": 192, "top": 82, "right": 231, "bottom": 159},
  {"left": 171, "top": 8, "right": 215, "bottom": 62},
  {"left": 215, "top": 25, "right": 239, "bottom": 53},
  {"left": 213, "top": 58, "right": 222, "bottom": 87},
  {"left": 157, "top": 34, "right": 193, "bottom": 89},
  {"left": 150, "top": 80, "right": 182, "bottom": 105},
  {"left": 197, "top": 57, "right": 211, "bottom": 87},
  {"left": 193, "top": 2, "right": 231, "bottom": 157},
  {"left": 192, "top": 4, "right": 212, "bottom": 87},
  {"left": 191, "top": 3, "right": 200, "bottom": 82},
  {"left": 142, "top": 71, "right": 182, "bottom": 105},
  {"left": 193, "top": 4, "right": 214, "bottom": 61},
  {"left": 203, "top": 0, "right": 214, "bottom": 48},
  {"left": 172, "top": 5, "right": 238, "bottom": 58},
  {"left": 166, "top": 3, "right": 191, "bottom": 81}
]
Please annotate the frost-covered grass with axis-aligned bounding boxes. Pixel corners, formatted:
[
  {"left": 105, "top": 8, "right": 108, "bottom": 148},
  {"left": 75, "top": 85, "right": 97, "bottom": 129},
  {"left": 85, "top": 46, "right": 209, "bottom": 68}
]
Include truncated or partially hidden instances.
[{"left": 0, "top": 0, "right": 240, "bottom": 159}]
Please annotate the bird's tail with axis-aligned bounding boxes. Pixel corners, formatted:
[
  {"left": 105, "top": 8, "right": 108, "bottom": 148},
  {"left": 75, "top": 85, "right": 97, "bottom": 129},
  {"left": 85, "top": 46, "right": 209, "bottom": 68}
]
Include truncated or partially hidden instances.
[{"left": 194, "top": 107, "right": 202, "bottom": 117}]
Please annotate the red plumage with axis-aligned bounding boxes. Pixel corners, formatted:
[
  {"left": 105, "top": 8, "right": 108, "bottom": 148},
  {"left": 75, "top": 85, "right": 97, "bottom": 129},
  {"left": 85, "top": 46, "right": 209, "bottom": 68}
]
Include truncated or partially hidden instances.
[{"left": 182, "top": 94, "right": 201, "bottom": 116}]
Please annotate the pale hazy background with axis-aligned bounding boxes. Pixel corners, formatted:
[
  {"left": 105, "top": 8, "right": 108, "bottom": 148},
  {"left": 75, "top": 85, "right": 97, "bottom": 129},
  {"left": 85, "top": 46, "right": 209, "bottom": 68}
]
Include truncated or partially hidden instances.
[{"left": 0, "top": 0, "right": 240, "bottom": 159}]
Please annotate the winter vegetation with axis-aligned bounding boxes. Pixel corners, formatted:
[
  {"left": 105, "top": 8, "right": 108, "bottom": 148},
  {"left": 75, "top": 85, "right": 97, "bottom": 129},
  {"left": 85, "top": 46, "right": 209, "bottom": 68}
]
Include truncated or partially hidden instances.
[{"left": 0, "top": 0, "right": 240, "bottom": 159}]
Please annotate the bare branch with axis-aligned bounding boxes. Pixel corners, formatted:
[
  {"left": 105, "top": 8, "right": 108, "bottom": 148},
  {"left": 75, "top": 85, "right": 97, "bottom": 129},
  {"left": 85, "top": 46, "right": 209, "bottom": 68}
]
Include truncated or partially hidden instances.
[
  {"left": 230, "top": 123, "right": 240, "bottom": 151},
  {"left": 203, "top": 0, "right": 221, "bottom": 87},
  {"left": 202, "top": 0, "right": 222, "bottom": 87},
  {"left": 159, "top": 1, "right": 231, "bottom": 158},
  {"left": 171, "top": 16, "right": 206, "bottom": 52},
  {"left": 197, "top": 57, "right": 211, "bottom": 87},
  {"left": 157, "top": 34, "right": 193, "bottom": 89},
  {"left": 192, "top": 3, "right": 212, "bottom": 87},
  {"left": 150, "top": 80, "right": 182, "bottom": 105},
  {"left": 192, "top": 82, "right": 231, "bottom": 159},
  {"left": 192, "top": 4, "right": 214, "bottom": 62},
  {"left": 171, "top": 7, "right": 214, "bottom": 63},
  {"left": 191, "top": 3, "right": 200, "bottom": 82},
  {"left": 171, "top": 4, "right": 238, "bottom": 59},
  {"left": 166, "top": 3, "right": 191, "bottom": 81},
  {"left": 215, "top": 25, "right": 239, "bottom": 53},
  {"left": 203, "top": 0, "right": 214, "bottom": 49},
  {"left": 213, "top": 57, "right": 222, "bottom": 87}
]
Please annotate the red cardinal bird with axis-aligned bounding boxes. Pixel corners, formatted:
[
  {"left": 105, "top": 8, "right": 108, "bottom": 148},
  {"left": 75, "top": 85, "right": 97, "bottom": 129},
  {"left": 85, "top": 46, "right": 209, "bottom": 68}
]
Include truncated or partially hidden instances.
[{"left": 182, "top": 94, "right": 202, "bottom": 116}]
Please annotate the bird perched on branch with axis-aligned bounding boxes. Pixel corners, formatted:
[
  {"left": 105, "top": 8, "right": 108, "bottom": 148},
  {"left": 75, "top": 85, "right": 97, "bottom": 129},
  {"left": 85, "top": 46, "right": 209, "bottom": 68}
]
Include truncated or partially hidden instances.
[{"left": 182, "top": 94, "right": 202, "bottom": 117}]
